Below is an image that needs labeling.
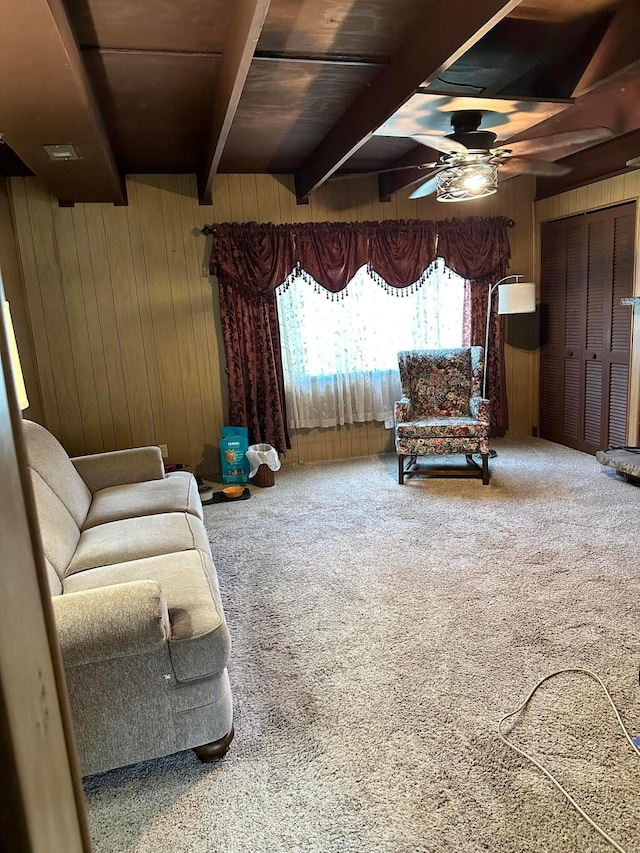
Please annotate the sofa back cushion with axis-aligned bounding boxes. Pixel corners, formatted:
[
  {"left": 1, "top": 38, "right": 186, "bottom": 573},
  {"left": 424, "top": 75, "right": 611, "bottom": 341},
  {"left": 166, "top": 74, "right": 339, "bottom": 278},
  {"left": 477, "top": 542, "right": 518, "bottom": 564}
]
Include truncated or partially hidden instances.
[
  {"left": 30, "top": 470, "right": 81, "bottom": 583},
  {"left": 23, "top": 420, "right": 92, "bottom": 527},
  {"left": 46, "top": 557, "right": 63, "bottom": 596}
]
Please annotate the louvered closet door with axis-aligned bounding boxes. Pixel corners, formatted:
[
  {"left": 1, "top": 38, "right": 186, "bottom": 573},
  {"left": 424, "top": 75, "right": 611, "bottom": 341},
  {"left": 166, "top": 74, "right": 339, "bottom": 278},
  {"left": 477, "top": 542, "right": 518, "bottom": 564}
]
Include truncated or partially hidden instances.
[
  {"left": 540, "top": 219, "right": 567, "bottom": 443},
  {"left": 540, "top": 216, "right": 588, "bottom": 451},
  {"left": 563, "top": 217, "right": 587, "bottom": 449},
  {"left": 540, "top": 202, "right": 635, "bottom": 454},
  {"left": 605, "top": 207, "right": 635, "bottom": 447},
  {"left": 582, "top": 210, "right": 610, "bottom": 454}
]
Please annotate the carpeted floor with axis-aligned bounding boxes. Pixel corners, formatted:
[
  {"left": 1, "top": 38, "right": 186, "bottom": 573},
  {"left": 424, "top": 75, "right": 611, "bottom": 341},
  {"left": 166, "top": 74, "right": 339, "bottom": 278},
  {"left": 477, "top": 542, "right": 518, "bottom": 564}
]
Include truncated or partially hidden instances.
[{"left": 84, "top": 440, "right": 640, "bottom": 853}]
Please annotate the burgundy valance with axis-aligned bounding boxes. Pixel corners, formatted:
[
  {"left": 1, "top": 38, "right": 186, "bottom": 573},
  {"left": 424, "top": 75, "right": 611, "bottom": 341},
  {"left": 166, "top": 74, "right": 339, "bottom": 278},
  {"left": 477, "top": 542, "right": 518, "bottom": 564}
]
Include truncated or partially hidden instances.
[
  {"left": 437, "top": 216, "right": 512, "bottom": 282},
  {"left": 209, "top": 221, "right": 294, "bottom": 295},
  {"left": 210, "top": 218, "right": 467, "bottom": 293},
  {"left": 367, "top": 220, "right": 439, "bottom": 288},
  {"left": 294, "top": 222, "right": 367, "bottom": 292}
]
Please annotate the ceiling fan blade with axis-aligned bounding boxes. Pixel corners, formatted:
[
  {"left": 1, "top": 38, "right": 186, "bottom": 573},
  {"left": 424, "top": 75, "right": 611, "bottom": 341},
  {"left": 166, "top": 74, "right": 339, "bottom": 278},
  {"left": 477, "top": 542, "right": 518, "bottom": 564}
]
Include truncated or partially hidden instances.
[
  {"left": 329, "top": 161, "right": 439, "bottom": 182},
  {"left": 412, "top": 134, "right": 468, "bottom": 156},
  {"left": 500, "top": 157, "right": 572, "bottom": 177},
  {"left": 409, "top": 175, "right": 440, "bottom": 199},
  {"left": 506, "top": 127, "right": 612, "bottom": 156}
]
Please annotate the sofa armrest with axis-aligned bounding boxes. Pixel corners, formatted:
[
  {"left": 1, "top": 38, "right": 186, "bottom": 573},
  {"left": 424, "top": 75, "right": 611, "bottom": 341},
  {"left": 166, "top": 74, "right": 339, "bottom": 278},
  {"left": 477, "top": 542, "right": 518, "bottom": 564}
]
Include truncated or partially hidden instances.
[
  {"left": 52, "top": 581, "right": 171, "bottom": 668},
  {"left": 394, "top": 397, "right": 413, "bottom": 423},
  {"left": 470, "top": 396, "right": 490, "bottom": 424},
  {"left": 71, "top": 446, "right": 165, "bottom": 493}
]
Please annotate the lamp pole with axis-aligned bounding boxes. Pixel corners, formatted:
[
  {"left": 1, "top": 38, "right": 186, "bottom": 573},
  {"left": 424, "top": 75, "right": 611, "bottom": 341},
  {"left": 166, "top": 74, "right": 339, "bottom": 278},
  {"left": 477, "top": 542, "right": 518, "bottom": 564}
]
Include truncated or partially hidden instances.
[{"left": 482, "top": 274, "right": 522, "bottom": 400}]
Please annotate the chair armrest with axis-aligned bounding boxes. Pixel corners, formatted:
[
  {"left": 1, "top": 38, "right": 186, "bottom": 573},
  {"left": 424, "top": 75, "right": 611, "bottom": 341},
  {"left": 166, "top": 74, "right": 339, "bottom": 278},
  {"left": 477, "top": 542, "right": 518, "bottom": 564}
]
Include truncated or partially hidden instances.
[
  {"left": 470, "top": 396, "right": 490, "bottom": 424},
  {"left": 394, "top": 398, "right": 413, "bottom": 423},
  {"left": 52, "top": 581, "right": 171, "bottom": 668},
  {"left": 71, "top": 446, "right": 165, "bottom": 493}
]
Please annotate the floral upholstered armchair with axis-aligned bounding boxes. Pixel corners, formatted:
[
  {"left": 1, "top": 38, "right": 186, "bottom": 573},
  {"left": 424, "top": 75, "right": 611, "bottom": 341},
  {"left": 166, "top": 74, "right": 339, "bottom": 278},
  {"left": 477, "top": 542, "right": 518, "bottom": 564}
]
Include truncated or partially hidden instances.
[{"left": 395, "top": 347, "right": 491, "bottom": 485}]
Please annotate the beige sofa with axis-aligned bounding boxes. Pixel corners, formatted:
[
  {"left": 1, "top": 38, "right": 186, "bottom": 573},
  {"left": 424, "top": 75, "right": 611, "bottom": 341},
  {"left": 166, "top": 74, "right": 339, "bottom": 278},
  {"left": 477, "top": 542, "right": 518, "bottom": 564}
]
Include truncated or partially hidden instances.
[{"left": 24, "top": 420, "right": 233, "bottom": 776}]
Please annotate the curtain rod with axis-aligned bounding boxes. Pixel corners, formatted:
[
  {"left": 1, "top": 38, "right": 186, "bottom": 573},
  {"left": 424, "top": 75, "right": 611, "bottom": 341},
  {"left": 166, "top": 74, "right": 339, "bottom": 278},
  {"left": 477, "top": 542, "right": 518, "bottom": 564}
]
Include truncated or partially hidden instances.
[{"left": 200, "top": 218, "right": 516, "bottom": 235}]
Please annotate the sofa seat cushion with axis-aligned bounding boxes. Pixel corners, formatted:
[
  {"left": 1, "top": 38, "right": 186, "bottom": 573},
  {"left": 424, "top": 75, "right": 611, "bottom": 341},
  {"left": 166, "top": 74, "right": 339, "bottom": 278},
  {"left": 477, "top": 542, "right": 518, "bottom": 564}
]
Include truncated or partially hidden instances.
[
  {"left": 62, "top": 550, "right": 230, "bottom": 682},
  {"left": 66, "top": 512, "right": 211, "bottom": 577},
  {"left": 82, "top": 471, "right": 202, "bottom": 530}
]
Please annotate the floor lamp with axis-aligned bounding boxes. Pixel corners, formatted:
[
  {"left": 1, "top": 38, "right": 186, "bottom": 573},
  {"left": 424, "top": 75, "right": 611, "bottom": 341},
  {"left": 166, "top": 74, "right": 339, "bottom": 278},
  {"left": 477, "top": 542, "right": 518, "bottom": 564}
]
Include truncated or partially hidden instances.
[
  {"left": 483, "top": 275, "right": 537, "bottom": 401},
  {"left": 483, "top": 276, "right": 536, "bottom": 456},
  {"left": 3, "top": 301, "right": 30, "bottom": 411}
]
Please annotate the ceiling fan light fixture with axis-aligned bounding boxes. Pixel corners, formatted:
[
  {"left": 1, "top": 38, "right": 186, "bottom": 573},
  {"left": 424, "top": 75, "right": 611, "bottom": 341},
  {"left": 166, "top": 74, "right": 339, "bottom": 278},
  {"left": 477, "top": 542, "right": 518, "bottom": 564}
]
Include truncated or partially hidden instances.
[{"left": 436, "top": 162, "right": 498, "bottom": 202}]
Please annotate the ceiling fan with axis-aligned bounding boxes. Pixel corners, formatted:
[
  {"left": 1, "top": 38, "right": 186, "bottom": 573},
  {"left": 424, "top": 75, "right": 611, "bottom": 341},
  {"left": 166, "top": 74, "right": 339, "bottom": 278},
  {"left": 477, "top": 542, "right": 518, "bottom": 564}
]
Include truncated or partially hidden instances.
[{"left": 341, "top": 111, "right": 612, "bottom": 201}]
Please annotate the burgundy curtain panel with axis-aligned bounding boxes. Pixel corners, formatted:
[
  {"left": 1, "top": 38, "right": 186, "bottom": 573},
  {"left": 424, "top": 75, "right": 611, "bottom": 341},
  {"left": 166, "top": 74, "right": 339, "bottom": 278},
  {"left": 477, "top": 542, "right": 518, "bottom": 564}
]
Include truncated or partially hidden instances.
[
  {"left": 212, "top": 224, "right": 292, "bottom": 451},
  {"left": 438, "top": 217, "right": 512, "bottom": 434},
  {"left": 217, "top": 278, "right": 290, "bottom": 452},
  {"left": 210, "top": 216, "right": 513, "bottom": 449}
]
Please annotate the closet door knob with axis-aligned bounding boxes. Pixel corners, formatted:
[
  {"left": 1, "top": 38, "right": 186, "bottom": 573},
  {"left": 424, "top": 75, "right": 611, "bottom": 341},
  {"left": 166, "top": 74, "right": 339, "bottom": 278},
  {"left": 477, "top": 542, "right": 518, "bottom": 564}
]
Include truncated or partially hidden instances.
[
  {"left": 567, "top": 351, "right": 573, "bottom": 357},
  {"left": 591, "top": 353, "right": 597, "bottom": 359}
]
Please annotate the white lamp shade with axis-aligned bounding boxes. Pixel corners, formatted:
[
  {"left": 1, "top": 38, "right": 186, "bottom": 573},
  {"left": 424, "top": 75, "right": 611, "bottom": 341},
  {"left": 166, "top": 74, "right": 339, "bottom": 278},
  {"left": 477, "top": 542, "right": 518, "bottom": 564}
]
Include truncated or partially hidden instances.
[
  {"left": 498, "top": 281, "right": 536, "bottom": 315},
  {"left": 3, "top": 301, "right": 29, "bottom": 410}
]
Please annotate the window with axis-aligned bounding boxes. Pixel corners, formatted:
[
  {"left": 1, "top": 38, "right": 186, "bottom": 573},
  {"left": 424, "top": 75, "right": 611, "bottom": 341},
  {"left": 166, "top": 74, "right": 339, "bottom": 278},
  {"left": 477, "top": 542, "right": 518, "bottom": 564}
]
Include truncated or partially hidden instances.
[{"left": 277, "top": 258, "right": 465, "bottom": 429}]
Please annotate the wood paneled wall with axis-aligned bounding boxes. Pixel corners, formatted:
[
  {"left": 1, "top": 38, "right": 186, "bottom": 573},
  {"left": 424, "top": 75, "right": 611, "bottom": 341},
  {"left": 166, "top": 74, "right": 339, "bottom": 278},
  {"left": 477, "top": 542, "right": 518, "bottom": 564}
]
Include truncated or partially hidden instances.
[
  {"left": 9, "top": 172, "right": 536, "bottom": 472},
  {"left": 10, "top": 175, "right": 226, "bottom": 473},
  {"left": 0, "top": 177, "right": 43, "bottom": 423},
  {"left": 535, "top": 172, "right": 640, "bottom": 444}
]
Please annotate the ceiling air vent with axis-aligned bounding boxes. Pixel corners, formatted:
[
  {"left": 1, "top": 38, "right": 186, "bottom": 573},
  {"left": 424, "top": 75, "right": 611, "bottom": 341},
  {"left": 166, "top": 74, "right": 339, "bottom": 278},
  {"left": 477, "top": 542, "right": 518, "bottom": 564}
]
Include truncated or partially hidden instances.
[{"left": 43, "top": 144, "right": 79, "bottom": 161}]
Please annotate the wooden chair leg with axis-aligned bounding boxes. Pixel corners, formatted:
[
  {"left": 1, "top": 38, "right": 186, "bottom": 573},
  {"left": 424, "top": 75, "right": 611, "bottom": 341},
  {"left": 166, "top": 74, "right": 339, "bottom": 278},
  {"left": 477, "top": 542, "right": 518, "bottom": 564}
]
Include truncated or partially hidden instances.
[
  {"left": 482, "top": 453, "right": 490, "bottom": 485},
  {"left": 398, "top": 454, "right": 405, "bottom": 485}
]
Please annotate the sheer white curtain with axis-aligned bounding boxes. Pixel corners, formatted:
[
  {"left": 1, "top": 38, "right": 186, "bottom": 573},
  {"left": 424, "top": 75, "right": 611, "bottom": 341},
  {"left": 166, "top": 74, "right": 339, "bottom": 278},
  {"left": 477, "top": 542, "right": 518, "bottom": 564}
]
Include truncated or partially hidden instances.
[{"left": 277, "top": 258, "right": 465, "bottom": 429}]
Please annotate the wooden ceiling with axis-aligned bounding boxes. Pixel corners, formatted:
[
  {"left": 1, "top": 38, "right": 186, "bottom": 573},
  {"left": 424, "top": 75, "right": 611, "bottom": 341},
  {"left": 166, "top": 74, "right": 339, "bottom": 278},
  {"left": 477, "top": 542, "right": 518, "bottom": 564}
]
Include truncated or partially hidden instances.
[{"left": 0, "top": 0, "right": 638, "bottom": 204}]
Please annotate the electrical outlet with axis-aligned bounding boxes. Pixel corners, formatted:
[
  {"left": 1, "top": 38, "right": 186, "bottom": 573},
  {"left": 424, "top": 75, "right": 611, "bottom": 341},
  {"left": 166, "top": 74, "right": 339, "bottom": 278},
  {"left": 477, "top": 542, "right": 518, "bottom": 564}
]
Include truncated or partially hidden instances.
[{"left": 159, "top": 444, "right": 168, "bottom": 458}]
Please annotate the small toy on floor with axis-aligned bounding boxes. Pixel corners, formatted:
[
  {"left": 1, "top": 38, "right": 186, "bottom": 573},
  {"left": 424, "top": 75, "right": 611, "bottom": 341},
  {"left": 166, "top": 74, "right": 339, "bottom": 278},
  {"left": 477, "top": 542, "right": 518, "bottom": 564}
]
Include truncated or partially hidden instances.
[{"left": 201, "top": 488, "right": 251, "bottom": 505}]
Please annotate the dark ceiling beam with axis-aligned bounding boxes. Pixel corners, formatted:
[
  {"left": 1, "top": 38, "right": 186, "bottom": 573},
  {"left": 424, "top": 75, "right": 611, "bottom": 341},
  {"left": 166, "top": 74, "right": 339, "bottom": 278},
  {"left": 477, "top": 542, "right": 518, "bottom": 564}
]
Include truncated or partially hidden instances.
[
  {"left": 0, "top": 0, "right": 124, "bottom": 204},
  {"left": 503, "top": 65, "right": 640, "bottom": 195},
  {"left": 83, "top": 47, "right": 224, "bottom": 58},
  {"left": 572, "top": 0, "right": 640, "bottom": 96},
  {"left": 253, "top": 52, "right": 384, "bottom": 68},
  {"left": 198, "top": 0, "right": 271, "bottom": 204},
  {"left": 536, "top": 128, "right": 640, "bottom": 198},
  {"left": 292, "top": 0, "right": 523, "bottom": 203},
  {"left": 80, "top": 48, "right": 382, "bottom": 68}
]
